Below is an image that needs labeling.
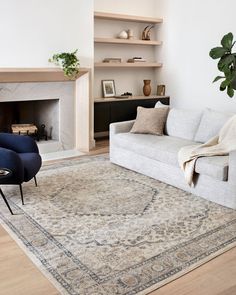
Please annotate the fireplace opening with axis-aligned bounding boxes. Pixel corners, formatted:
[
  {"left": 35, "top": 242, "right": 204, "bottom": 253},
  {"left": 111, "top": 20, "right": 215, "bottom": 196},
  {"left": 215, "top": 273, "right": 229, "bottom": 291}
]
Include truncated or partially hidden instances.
[{"left": 0, "top": 99, "right": 59, "bottom": 141}]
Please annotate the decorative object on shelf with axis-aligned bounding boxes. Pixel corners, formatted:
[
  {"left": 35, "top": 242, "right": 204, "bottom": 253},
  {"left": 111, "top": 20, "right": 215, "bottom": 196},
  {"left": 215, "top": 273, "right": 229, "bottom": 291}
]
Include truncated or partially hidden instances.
[
  {"left": 142, "top": 25, "right": 154, "bottom": 40},
  {"left": 114, "top": 95, "right": 129, "bottom": 99},
  {"left": 123, "top": 92, "right": 133, "bottom": 96},
  {"left": 127, "top": 57, "right": 147, "bottom": 63},
  {"left": 48, "top": 49, "right": 80, "bottom": 79},
  {"left": 102, "top": 80, "right": 116, "bottom": 98},
  {"left": 157, "top": 84, "right": 166, "bottom": 96},
  {"left": 127, "top": 29, "right": 134, "bottom": 39},
  {"left": 117, "top": 30, "right": 128, "bottom": 39},
  {"left": 143, "top": 80, "right": 151, "bottom": 96},
  {"left": 114, "top": 92, "right": 133, "bottom": 99},
  {"left": 209, "top": 32, "right": 236, "bottom": 98},
  {"left": 103, "top": 58, "right": 122, "bottom": 63}
]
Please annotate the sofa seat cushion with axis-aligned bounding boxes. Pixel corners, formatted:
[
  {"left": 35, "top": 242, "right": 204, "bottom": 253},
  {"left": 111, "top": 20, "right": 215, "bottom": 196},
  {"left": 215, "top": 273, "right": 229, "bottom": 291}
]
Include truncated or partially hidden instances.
[
  {"left": 113, "top": 133, "right": 198, "bottom": 166},
  {"left": 195, "top": 156, "right": 229, "bottom": 181}
]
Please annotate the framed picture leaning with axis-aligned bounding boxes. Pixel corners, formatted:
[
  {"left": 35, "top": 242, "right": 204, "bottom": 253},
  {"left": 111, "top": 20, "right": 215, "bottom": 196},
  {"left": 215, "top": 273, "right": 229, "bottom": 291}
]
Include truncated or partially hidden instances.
[{"left": 102, "top": 80, "right": 116, "bottom": 98}]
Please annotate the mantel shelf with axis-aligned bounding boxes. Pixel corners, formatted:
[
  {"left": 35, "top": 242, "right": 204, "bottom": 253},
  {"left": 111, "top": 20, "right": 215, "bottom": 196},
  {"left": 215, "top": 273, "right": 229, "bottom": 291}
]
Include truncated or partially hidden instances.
[
  {"left": 94, "top": 62, "right": 162, "bottom": 68},
  {"left": 94, "top": 38, "right": 162, "bottom": 46},
  {"left": 94, "top": 11, "right": 163, "bottom": 24},
  {"left": 0, "top": 68, "right": 90, "bottom": 83}
]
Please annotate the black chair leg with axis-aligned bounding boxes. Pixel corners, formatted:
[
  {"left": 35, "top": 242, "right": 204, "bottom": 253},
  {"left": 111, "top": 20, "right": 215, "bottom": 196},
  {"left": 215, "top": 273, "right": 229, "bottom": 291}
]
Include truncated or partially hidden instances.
[
  {"left": 19, "top": 184, "right": 24, "bottom": 205},
  {"left": 0, "top": 188, "right": 13, "bottom": 215},
  {"left": 34, "top": 176, "right": 38, "bottom": 187}
]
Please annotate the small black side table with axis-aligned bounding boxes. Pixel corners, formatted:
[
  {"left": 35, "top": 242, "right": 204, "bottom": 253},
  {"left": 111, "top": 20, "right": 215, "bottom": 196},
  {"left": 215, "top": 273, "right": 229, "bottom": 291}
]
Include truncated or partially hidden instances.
[{"left": 0, "top": 168, "right": 13, "bottom": 215}]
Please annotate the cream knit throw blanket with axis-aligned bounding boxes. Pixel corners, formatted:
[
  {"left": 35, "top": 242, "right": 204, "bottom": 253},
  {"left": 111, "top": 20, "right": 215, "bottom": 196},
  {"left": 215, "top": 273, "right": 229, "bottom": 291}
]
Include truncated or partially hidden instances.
[{"left": 178, "top": 114, "right": 236, "bottom": 186}]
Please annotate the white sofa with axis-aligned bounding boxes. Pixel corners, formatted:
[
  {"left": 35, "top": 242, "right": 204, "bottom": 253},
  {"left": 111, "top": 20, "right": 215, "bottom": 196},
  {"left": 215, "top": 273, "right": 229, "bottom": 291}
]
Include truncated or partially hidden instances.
[{"left": 110, "top": 108, "right": 236, "bottom": 209}]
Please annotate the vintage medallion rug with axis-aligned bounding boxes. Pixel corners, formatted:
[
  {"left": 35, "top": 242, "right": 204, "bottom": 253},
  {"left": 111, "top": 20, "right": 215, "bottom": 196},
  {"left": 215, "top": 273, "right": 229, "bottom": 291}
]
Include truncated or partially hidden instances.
[{"left": 1, "top": 155, "right": 236, "bottom": 295}]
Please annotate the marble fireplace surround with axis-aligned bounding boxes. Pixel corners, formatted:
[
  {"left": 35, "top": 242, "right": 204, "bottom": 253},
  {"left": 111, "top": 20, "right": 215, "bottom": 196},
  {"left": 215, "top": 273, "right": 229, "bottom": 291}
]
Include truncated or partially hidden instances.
[{"left": 0, "top": 68, "right": 92, "bottom": 153}]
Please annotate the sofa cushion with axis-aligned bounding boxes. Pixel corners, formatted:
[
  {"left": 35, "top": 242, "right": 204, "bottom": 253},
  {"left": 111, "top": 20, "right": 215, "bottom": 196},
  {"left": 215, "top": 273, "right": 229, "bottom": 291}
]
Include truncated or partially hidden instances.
[
  {"left": 194, "top": 108, "right": 233, "bottom": 143},
  {"left": 195, "top": 156, "right": 229, "bottom": 181},
  {"left": 165, "top": 109, "right": 202, "bottom": 141},
  {"left": 113, "top": 133, "right": 198, "bottom": 166},
  {"left": 130, "top": 106, "right": 169, "bottom": 135},
  {"left": 113, "top": 133, "right": 229, "bottom": 181},
  {"left": 155, "top": 101, "right": 169, "bottom": 108}
]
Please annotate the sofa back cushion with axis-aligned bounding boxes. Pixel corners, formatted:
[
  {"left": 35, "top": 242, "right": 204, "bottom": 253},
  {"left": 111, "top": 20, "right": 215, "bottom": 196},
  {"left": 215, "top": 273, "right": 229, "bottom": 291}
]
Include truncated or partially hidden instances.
[
  {"left": 165, "top": 108, "right": 202, "bottom": 140},
  {"left": 194, "top": 108, "right": 233, "bottom": 143}
]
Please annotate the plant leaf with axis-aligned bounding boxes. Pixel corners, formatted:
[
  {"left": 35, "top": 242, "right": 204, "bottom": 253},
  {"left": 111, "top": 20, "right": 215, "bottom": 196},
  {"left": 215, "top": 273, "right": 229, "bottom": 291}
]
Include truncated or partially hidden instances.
[
  {"left": 218, "top": 55, "right": 235, "bottom": 72},
  {"left": 209, "top": 47, "right": 228, "bottom": 59},
  {"left": 220, "top": 79, "right": 230, "bottom": 90},
  {"left": 221, "top": 32, "right": 233, "bottom": 50},
  {"left": 232, "top": 76, "right": 236, "bottom": 90},
  {"left": 213, "top": 76, "right": 225, "bottom": 83},
  {"left": 227, "top": 85, "right": 234, "bottom": 97}
]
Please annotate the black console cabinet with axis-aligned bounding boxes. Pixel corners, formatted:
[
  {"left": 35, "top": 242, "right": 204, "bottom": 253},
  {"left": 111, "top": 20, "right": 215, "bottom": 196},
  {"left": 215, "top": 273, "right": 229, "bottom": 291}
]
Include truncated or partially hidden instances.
[{"left": 94, "top": 96, "right": 170, "bottom": 136}]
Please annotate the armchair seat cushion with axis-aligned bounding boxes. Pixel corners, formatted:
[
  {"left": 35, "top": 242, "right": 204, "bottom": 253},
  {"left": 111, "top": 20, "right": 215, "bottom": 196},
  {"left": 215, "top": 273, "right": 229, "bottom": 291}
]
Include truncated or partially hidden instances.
[{"left": 18, "top": 153, "right": 42, "bottom": 182}]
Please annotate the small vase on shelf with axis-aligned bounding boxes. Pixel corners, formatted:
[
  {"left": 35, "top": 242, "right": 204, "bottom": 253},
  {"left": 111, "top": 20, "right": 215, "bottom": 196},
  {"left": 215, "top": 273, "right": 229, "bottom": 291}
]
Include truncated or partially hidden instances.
[{"left": 143, "top": 80, "right": 151, "bottom": 96}]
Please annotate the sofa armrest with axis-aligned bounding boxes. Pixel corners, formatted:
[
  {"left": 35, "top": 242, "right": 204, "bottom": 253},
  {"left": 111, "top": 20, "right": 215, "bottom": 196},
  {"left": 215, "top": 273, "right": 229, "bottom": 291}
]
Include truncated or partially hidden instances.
[
  {"left": 109, "top": 120, "right": 135, "bottom": 136},
  {"left": 0, "top": 147, "right": 24, "bottom": 184},
  {"left": 228, "top": 150, "right": 236, "bottom": 184},
  {"left": 0, "top": 133, "right": 39, "bottom": 154}
]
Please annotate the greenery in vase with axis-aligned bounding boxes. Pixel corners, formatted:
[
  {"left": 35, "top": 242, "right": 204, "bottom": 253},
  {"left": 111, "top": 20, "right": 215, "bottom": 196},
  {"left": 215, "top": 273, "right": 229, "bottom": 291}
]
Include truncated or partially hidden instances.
[
  {"left": 209, "top": 32, "right": 236, "bottom": 98},
  {"left": 49, "top": 49, "right": 80, "bottom": 79}
]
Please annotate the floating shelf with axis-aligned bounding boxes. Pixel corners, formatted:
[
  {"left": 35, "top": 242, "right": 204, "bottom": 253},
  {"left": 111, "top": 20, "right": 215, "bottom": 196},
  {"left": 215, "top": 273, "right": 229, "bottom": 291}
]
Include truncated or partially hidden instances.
[
  {"left": 94, "top": 95, "right": 169, "bottom": 103},
  {"left": 94, "top": 62, "right": 162, "bottom": 68},
  {"left": 94, "top": 11, "right": 163, "bottom": 24},
  {"left": 94, "top": 38, "right": 162, "bottom": 46}
]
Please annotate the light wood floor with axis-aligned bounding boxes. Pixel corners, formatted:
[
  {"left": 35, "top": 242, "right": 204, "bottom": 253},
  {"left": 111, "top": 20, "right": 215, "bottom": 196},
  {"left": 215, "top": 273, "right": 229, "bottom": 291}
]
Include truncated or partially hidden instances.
[{"left": 1, "top": 139, "right": 236, "bottom": 295}]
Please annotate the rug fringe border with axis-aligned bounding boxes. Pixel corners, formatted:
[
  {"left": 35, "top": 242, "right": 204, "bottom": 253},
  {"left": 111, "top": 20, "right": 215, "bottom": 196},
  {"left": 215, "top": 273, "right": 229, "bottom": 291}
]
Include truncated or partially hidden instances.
[
  {"left": 0, "top": 219, "right": 69, "bottom": 295},
  {"left": 137, "top": 241, "right": 236, "bottom": 295},
  {"left": 2, "top": 217, "right": 236, "bottom": 295}
]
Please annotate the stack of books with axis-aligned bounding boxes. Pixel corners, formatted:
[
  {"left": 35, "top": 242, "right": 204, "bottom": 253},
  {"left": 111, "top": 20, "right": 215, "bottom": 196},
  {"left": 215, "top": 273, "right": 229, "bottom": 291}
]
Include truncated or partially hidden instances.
[
  {"left": 103, "top": 58, "right": 122, "bottom": 63},
  {"left": 127, "top": 57, "right": 147, "bottom": 63}
]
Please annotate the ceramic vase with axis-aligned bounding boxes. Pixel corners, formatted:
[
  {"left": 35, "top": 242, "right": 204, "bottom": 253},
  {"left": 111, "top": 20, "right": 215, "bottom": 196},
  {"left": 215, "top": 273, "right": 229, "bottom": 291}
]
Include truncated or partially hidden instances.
[{"left": 143, "top": 80, "right": 151, "bottom": 96}]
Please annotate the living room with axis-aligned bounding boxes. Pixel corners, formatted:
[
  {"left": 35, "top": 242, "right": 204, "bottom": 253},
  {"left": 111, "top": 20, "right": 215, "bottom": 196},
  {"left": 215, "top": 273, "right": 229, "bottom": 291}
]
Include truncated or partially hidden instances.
[{"left": 1, "top": 0, "right": 236, "bottom": 295}]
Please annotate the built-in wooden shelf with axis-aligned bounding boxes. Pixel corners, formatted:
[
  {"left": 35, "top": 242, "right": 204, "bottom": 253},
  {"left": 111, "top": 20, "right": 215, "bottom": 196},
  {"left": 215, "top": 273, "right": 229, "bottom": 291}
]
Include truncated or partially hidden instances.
[
  {"left": 94, "top": 11, "right": 163, "bottom": 24},
  {"left": 0, "top": 68, "right": 89, "bottom": 83},
  {"left": 94, "top": 62, "right": 162, "bottom": 68},
  {"left": 94, "top": 95, "right": 169, "bottom": 103},
  {"left": 94, "top": 38, "right": 162, "bottom": 46}
]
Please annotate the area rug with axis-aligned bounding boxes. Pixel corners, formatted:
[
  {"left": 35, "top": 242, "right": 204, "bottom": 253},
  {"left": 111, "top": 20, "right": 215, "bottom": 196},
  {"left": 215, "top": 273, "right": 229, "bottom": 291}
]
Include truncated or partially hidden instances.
[{"left": 1, "top": 155, "right": 236, "bottom": 295}]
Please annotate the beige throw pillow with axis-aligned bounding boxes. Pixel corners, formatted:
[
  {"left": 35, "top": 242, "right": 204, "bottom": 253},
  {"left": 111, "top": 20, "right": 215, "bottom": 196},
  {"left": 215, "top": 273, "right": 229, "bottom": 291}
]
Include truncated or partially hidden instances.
[{"left": 130, "top": 106, "right": 169, "bottom": 135}]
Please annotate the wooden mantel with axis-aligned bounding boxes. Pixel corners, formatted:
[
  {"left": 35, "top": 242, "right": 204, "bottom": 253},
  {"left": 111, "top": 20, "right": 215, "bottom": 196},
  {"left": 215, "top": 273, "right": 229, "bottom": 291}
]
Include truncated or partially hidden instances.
[{"left": 0, "top": 67, "right": 90, "bottom": 83}]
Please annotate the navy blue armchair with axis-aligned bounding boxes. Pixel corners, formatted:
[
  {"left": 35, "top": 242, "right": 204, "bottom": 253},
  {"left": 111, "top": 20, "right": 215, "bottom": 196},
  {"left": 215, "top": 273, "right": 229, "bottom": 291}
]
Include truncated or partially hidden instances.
[{"left": 0, "top": 133, "right": 42, "bottom": 213}]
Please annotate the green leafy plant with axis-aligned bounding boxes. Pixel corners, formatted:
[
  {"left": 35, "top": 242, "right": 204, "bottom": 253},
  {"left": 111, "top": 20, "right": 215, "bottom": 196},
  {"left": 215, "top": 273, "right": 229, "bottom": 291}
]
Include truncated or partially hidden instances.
[
  {"left": 209, "top": 32, "right": 236, "bottom": 97},
  {"left": 49, "top": 49, "right": 80, "bottom": 79}
]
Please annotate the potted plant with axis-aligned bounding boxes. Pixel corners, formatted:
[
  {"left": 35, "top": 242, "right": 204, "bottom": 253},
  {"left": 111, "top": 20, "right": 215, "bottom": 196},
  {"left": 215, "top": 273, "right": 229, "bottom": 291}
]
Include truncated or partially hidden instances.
[
  {"left": 209, "top": 32, "right": 236, "bottom": 97},
  {"left": 49, "top": 49, "right": 80, "bottom": 79}
]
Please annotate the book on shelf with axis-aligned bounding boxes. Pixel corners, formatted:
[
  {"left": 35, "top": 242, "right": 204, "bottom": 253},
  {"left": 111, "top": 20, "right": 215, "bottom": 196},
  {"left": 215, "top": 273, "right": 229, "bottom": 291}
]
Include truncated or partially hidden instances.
[
  {"left": 103, "top": 58, "right": 122, "bottom": 63},
  {"left": 127, "top": 57, "right": 147, "bottom": 63}
]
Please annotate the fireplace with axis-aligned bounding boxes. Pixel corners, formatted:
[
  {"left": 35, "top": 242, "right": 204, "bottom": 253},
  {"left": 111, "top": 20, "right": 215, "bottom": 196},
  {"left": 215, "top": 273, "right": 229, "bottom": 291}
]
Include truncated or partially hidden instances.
[
  {"left": 0, "top": 68, "right": 92, "bottom": 154},
  {"left": 0, "top": 99, "right": 59, "bottom": 141}
]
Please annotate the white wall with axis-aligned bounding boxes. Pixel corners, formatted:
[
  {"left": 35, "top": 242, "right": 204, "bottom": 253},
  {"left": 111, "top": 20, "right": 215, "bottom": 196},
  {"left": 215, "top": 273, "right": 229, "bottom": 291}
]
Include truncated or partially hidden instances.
[
  {"left": 156, "top": 0, "right": 236, "bottom": 112},
  {"left": 0, "top": 0, "right": 93, "bottom": 68},
  {"left": 95, "top": 0, "right": 160, "bottom": 18}
]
